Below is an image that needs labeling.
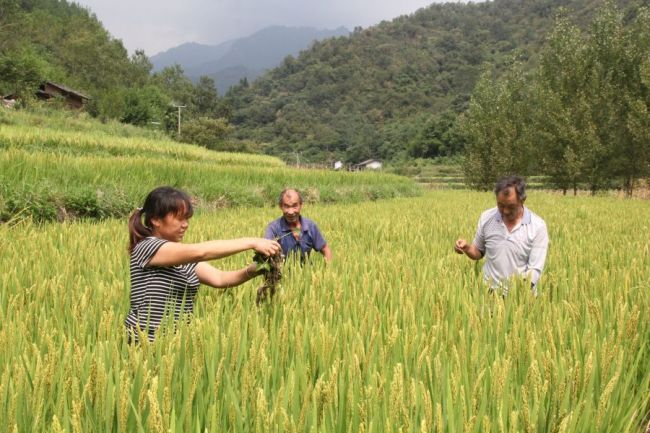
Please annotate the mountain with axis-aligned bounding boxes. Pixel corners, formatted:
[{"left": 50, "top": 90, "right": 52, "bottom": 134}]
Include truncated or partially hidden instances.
[
  {"left": 151, "top": 26, "right": 350, "bottom": 94},
  {"left": 226, "top": 0, "right": 645, "bottom": 163},
  {"left": 150, "top": 40, "right": 235, "bottom": 72}
]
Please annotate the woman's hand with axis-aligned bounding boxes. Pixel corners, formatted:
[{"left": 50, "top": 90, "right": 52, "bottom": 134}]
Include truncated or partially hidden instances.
[{"left": 254, "top": 238, "right": 281, "bottom": 257}]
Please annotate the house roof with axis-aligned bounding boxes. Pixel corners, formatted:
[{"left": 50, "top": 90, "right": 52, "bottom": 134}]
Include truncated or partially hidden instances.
[
  {"left": 41, "top": 81, "right": 91, "bottom": 100},
  {"left": 355, "top": 159, "right": 382, "bottom": 166}
]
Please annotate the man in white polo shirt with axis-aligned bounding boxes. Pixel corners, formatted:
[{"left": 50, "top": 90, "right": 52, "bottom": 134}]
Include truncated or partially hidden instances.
[{"left": 454, "top": 176, "right": 548, "bottom": 296}]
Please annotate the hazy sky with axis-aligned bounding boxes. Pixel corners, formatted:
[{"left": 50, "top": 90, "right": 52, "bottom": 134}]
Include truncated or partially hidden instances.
[{"left": 73, "top": 0, "right": 448, "bottom": 56}]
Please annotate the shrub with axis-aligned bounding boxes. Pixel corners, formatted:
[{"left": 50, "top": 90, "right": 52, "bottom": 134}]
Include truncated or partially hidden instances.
[{"left": 178, "top": 117, "right": 233, "bottom": 150}]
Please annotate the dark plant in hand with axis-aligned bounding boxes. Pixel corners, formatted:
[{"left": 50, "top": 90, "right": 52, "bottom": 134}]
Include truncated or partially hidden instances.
[{"left": 254, "top": 251, "right": 284, "bottom": 305}]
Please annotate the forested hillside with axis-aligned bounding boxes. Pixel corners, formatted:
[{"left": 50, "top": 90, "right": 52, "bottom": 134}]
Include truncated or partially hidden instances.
[
  {"left": 1, "top": 0, "right": 647, "bottom": 174},
  {"left": 0, "top": 0, "right": 150, "bottom": 109},
  {"left": 0, "top": 0, "right": 230, "bottom": 142},
  {"left": 226, "top": 0, "right": 644, "bottom": 163}
]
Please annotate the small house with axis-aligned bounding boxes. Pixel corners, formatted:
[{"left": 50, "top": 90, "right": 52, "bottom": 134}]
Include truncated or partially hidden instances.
[{"left": 36, "top": 81, "right": 90, "bottom": 109}]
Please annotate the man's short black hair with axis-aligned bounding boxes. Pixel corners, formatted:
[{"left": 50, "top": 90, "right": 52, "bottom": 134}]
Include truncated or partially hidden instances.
[
  {"left": 278, "top": 188, "right": 303, "bottom": 205},
  {"left": 494, "top": 176, "right": 527, "bottom": 200}
]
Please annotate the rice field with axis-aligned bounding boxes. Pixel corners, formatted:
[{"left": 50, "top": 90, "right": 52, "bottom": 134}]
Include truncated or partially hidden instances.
[
  {"left": 1, "top": 190, "right": 648, "bottom": 432},
  {"left": 0, "top": 111, "right": 420, "bottom": 222}
]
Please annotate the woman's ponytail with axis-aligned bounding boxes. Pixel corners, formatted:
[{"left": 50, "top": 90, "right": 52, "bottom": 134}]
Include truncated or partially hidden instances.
[{"left": 128, "top": 208, "right": 151, "bottom": 253}]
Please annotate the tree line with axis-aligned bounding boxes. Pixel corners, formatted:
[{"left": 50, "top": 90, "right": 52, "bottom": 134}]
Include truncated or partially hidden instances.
[
  {"left": 460, "top": 2, "right": 650, "bottom": 195},
  {"left": 225, "top": 0, "right": 643, "bottom": 163}
]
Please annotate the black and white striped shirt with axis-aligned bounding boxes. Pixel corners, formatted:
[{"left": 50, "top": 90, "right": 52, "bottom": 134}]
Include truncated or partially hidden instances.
[{"left": 124, "top": 237, "right": 200, "bottom": 341}]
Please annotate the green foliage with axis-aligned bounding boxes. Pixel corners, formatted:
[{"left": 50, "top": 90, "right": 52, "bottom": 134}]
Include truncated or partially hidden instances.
[
  {"left": 460, "top": 2, "right": 650, "bottom": 194},
  {"left": 0, "top": 183, "right": 132, "bottom": 222},
  {"left": 531, "top": 13, "right": 603, "bottom": 194},
  {"left": 151, "top": 65, "right": 195, "bottom": 107},
  {"left": 193, "top": 76, "right": 220, "bottom": 116},
  {"left": 227, "top": 0, "right": 632, "bottom": 163},
  {"left": 0, "top": 110, "right": 420, "bottom": 222},
  {"left": 5, "top": 104, "right": 169, "bottom": 139},
  {"left": 0, "top": 46, "right": 50, "bottom": 97},
  {"left": 459, "top": 62, "right": 537, "bottom": 190},
  {"left": 87, "top": 85, "right": 170, "bottom": 127},
  {"left": 0, "top": 191, "right": 648, "bottom": 431},
  {"left": 0, "top": 1, "right": 185, "bottom": 130},
  {"left": 120, "top": 85, "right": 170, "bottom": 126},
  {"left": 129, "top": 49, "right": 153, "bottom": 87},
  {"left": 0, "top": 0, "right": 240, "bottom": 140},
  {"left": 408, "top": 110, "right": 464, "bottom": 159},
  {"left": 3, "top": 0, "right": 648, "bottom": 176},
  {"left": 178, "top": 117, "right": 233, "bottom": 150},
  {"left": 2, "top": 0, "right": 138, "bottom": 94}
]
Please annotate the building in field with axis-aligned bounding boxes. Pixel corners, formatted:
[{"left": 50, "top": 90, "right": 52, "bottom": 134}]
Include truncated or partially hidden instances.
[
  {"left": 36, "top": 81, "right": 90, "bottom": 109},
  {"left": 352, "top": 159, "right": 383, "bottom": 171}
]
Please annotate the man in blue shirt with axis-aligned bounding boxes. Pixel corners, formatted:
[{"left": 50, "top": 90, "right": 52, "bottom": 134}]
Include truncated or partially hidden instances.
[{"left": 264, "top": 188, "right": 332, "bottom": 262}]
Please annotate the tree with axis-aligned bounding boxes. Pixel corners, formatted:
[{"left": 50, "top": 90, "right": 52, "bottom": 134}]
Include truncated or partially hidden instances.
[
  {"left": 0, "top": 47, "right": 49, "bottom": 98},
  {"left": 226, "top": 0, "right": 609, "bottom": 162},
  {"left": 152, "top": 65, "right": 195, "bottom": 108},
  {"left": 460, "top": 2, "right": 650, "bottom": 194},
  {"left": 533, "top": 3, "right": 650, "bottom": 195},
  {"left": 532, "top": 14, "right": 602, "bottom": 194},
  {"left": 408, "top": 110, "right": 464, "bottom": 158},
  {"left": 590, "top": 4, "right": 650, "bottom": 195},
  {"left": 128, "top": 49, "right": 153, "bottom": 87},
  {"left": 0, "top": 0, "right": 21, "bottom": 51},
  {"left": 120, "top": 85, "right": 170, "bottom": 126},
  {"left": 458, "top": 64, "right": 536, "bottom": 190},
  {"left": 193, "top": 76, "right": 219, "bottom": 116},
  {"left": 178, "top": 117, "right": 233, "bottom": 151}
]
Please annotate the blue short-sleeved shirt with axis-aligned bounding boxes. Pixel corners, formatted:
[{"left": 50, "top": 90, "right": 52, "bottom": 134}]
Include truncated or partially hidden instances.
[{"left": 264, "top": 216, "right": 327, "bottom": 260}]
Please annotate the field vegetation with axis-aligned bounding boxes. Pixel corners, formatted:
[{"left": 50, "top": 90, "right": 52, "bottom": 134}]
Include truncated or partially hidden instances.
[
  {"left": 0, "top": 191, "right": 648, "bottom": 432},
  {"left": 0, "top": 109, "right": 420, "bottom": 222},
  {"left": 1, "top": 3, "right": 648, "bottom": 430}
]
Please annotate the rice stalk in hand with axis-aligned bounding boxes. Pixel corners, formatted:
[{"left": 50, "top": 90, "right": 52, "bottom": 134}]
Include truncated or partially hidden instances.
[{"left": 254, "top": 251, "right": 284, "bottom": 305}]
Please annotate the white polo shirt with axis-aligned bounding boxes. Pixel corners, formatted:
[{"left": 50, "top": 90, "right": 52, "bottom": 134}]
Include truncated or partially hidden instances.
[{"left": 473, "top": 206, "right": 548, "bottom": 292}]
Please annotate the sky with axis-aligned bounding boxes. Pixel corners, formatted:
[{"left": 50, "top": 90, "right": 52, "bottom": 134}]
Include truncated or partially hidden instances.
[{"left": 73, "top": 0, "right": 449, "bottom": 56}]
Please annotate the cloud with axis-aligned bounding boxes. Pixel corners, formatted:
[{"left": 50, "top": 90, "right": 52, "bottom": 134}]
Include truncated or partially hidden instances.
[{"left": 75, "top": 0, "right": 446, "bottom": 55}]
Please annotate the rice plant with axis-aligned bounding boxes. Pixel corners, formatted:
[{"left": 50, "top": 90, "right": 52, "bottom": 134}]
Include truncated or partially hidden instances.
[
  {"left": 0, "top": 190, "right": 647, "bottom": 432},
  {"left": 0, "top": 111, "right": 421, "bottom": 222}
]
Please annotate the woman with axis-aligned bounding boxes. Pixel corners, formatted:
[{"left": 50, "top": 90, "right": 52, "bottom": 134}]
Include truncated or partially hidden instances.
[{"left": 124, "top": 186, "right": 280, "bottom": 342}]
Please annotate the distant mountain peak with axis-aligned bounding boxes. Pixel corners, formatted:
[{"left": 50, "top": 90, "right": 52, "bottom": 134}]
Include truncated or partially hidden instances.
[{"left": 151, "top": 25, "right": 350, "bottom": 93}]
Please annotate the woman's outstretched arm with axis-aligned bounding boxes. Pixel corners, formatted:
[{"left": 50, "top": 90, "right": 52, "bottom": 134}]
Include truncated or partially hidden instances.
[
  {"left": 147, "top": 238, "right": 280, "bottom": 267},
  {"left": 195, "top": 262, "right": 262, "bottom": 288}
]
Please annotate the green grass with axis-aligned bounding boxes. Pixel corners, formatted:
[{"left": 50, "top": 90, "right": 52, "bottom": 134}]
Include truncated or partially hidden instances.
[
  {"left": 0, "top": 190, "right": 648, "bottom": 432},
  {"left": 0, "top": 110, "right": 421, "bottom": 222}
]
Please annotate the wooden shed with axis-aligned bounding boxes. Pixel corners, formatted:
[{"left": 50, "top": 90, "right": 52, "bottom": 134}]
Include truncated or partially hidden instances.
[{"left": 37, "top": 81, "right": 90, "bottom": 109}]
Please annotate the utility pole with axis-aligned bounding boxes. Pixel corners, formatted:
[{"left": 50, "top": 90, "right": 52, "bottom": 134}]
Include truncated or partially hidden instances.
[{"left": 172, "top": 104, "right": 186, "bottom": 137}]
